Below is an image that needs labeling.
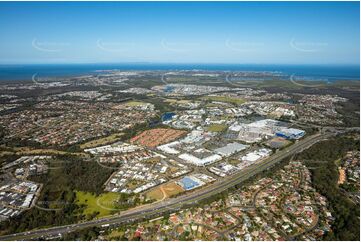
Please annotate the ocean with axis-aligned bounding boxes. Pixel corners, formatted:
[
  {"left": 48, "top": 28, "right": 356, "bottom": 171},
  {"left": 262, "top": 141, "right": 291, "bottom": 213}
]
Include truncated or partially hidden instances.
[{"left": 0, "top": 63, "right": 359, "bottom": 82}]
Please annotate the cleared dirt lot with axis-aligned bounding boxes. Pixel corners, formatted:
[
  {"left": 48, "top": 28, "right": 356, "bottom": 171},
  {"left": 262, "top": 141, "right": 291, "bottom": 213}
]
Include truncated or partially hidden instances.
[
  {"left": 130, "top": 128, "right": 187, "bottom": 148},
  {"left": 146, "top": 181, "right": 185, "bottom": 201}
]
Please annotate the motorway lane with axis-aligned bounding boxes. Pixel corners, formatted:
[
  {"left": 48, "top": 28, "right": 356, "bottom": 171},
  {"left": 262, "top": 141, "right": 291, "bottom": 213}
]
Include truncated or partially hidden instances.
[{"left": 0, "top": 132, "right": 328, "bottom": 241}]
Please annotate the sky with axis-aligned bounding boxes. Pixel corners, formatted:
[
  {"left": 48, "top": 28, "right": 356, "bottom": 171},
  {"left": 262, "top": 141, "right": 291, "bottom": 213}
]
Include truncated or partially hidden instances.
[{"left": 0, "top": 1, "right": 359, "bottom": 65}]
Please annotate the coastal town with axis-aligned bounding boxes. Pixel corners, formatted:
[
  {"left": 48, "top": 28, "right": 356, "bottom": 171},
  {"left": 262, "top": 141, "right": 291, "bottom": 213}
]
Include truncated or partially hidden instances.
[{"left": 0, "top": 0, "right": 359, "bottom": 241}]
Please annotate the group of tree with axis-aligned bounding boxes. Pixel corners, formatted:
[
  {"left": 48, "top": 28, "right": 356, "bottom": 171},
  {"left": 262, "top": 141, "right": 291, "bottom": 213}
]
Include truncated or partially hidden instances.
[
  {"left": 296, "top": 133, "right": 360, "bottom": 241},
  {"left": 0, "top": 155, "right": 114, "bottom": 234}
]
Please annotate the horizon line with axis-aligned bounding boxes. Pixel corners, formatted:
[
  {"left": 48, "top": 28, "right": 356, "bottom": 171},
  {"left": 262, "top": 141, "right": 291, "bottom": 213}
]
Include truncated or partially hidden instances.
[{"left": 0, "top": 62, "right": 360, "bottom": 66}]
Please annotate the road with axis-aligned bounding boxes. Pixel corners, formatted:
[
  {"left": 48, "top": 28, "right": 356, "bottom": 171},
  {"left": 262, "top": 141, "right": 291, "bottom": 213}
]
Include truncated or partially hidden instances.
[{"left": 0, "top": 132, "right": 331, "bottom": 241}]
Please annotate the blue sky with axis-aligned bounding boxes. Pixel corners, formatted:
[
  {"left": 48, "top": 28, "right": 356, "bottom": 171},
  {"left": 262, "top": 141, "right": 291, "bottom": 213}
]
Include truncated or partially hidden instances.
[{"left": 0, "top": 1, "right": 359, "bottom": 65}]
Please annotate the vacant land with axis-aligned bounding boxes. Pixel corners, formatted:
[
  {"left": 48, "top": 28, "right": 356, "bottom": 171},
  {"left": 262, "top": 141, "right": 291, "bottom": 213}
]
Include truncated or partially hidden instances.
[
  {"left": 265, "top": 137, "right": 291, "bottom": 149},
  {"left": 146, "top": 182, "right": 185, "bottom": 201},
  {"left": 80, "top": 132, "right": 124, "bottom": 149},
  {"left": 76, "top": 191, "right": 120, "bottom": 218},
  {"left": 130, "top": 128, "right": 187, "bottom": 148}
]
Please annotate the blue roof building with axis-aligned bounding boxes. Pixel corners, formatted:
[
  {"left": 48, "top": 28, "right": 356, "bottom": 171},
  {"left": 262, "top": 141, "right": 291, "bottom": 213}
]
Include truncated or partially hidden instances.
[
  {"left": 178, "top": 176, "right": 200, "bottom": 190},
  {"left": 164, "top": 86, "right": 174, "bottom": 93},
  {"left": 161, "top": 112, "right": 176, "bottom": 121},
  {"left": 276, "top": 128, "right": 305, "bottom": 140}
]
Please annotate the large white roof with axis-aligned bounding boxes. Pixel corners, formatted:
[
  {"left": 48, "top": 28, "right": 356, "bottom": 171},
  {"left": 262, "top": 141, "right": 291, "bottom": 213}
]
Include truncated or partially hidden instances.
[{"left": 178, "top": 153, "right": 222, "bottom": 166}]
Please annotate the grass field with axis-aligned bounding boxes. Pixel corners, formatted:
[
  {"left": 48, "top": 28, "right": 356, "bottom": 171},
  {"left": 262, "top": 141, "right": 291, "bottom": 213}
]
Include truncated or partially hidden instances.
[
  {"left": 124, "top": 101, "right": 147, "bottom": 106},
  {"left": 80, "top": 132, "right": 124, "bottom": 149},
  {"left": 146, "top": 182, "right": 185, "bottom": 201},
  {"left": 164, "top": 99, "right": 191, "bottom": 104},
  {"left": 145, "top": 187, "right": 164, "bottom": 201},
  {"left": 201, "top": 95, "right": 245, "bottom": 105},
  {"left": 166, "top": 76, "right": 219, "bottom": 83},
  {"left": 76, "top": 191, "right": 120, "bottom": 217},
  {"left": 142, "top": 156, "right": 161, "bottom": 164},
  {"left": 0, "top": 147, "right": 87, "bottom": 157},
  {"left": 206, "top": 124, "right": 228, "bottom": 132}
]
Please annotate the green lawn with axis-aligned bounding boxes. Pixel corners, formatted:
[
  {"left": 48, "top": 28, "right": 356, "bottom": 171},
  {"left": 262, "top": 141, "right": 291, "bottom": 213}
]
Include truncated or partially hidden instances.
[
  {"left": 124, "top": 101, "right": 147, "bottom": 106},
  {"left": 79, "top": 132, "right": 124, "bottom": 149},
  {"left": 206, "top": 124, "right": 228, "bottom": 132},
  {"left": 76, "top": 191, "right": 120, "bottom": 218}
]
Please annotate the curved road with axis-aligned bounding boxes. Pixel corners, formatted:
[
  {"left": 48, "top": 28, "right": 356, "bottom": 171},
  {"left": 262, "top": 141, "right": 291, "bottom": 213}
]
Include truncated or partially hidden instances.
[{"left": 0, "top": 132, "right": 331, "bottom": 240}]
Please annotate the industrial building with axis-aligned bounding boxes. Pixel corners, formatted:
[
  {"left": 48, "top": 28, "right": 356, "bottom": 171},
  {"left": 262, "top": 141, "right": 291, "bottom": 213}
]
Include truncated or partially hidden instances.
[
  {"left": 177, "top": 176, "right": 201, "bottom": 190},
  {"left": 215, "top": 142, "right": 249, "bottom": 157},
  {"left": 276, "top": 128, "right": 305, "bottom": 140},
  {"left": 178, "top": 152, "right": 222, "bottom": 166},
  {"left": 241, "top": 148, "right": 272, "bottom": 163},
  {"left": 161, "top": 112, "right": 176, "bottom": 121}
]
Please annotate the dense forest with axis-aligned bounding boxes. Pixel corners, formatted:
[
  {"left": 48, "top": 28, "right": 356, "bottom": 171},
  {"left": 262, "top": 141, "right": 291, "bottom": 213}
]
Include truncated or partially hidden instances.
[
  {"left": 296, "top": 133, "right": 360, "bottom": 241},
  {"left": 61, "top": 227, "right": 101, "bottom": 241}
]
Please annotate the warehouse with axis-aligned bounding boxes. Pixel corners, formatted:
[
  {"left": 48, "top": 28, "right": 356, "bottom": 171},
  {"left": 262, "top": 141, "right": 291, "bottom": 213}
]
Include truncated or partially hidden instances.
[
  {"left": 276, "top": 128, "right": 305, "bottom": 140},
  {"left": 177, "top": 176, "right": 201, "bottom": 190},
  {"left": 215, "top": 142, "right": 249, "bottom": 157},
  {"left": 161, "top": 112, "right": 176, "bottom": 121},
  {"left": 241, "top": 148, "right": 272, "bottom": 163},
  {"left": 157, "top": 141, "right": 181, "bottom": 154},
  {"left": 178, "top": 153, "right": 222, "bottom": 166}
]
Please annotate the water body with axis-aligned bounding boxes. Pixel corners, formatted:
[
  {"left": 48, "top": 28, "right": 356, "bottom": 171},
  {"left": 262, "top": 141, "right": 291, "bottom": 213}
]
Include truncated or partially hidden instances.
[{"left": 0, "top": 63, "right": 359, "bottom": 82}]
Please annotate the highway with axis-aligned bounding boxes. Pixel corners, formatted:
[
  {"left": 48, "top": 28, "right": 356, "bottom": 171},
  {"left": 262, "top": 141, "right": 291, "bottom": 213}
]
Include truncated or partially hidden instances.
[{"left": 0, "top": 132, "right": 331, "bottom": 241}]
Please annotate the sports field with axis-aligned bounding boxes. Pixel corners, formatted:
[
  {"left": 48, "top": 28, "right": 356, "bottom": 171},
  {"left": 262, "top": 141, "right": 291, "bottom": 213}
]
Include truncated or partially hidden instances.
[{"left": 206, "top": 124, "right": 228, "bottom": 132}]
